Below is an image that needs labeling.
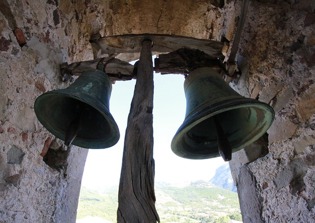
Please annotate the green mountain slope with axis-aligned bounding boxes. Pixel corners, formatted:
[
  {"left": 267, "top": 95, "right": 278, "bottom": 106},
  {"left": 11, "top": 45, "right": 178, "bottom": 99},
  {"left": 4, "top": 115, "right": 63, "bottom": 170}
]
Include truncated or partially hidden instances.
[
  {"left": 77, "top": 187, "right": 118, "bottom": 222},
  {"left": 77, "top": 184, "right": 242, "bottom": 223}
]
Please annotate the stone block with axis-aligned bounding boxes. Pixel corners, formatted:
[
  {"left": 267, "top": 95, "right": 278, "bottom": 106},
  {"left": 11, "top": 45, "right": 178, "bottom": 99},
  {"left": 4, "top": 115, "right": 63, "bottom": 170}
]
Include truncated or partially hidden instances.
[
  {"left": 304, "top": 151, "right": 315, "bottom": 166},
  {"left": 244, "top": 134, "right": 269, "bottom": 161},
  {"left": 12, "top": 103, "right": 36, "bottom": 131},
  {"left": 50, "top": 138, "right": 64, "bottom": 150},
  {"left": 0, "top": 37, "right": 10, "bottom": 51},
  {"left": 250, "top": 83, "right": 262, "bottom": 99},
  {"left": 274, "top": 167, "right": 294, "bottom": 190},
  {"left": 230, "top": 135, "right": 269, "bottom": 184},
  {"left": 273, "top": 86, "right": 294, "bottom": 112},
  {"left": 293, "top": 134, "right": 315, "bottom": 154},
  {"left": 238, "top": 165, "right": 264, "bottom": 223},
  {"left": 274, "top": 158, "right": 308, "bottom": 194},
  {"left": 259, "top": 81, "right": 283, "bottom": 104},
  {"left": 296, "top": 84, "right": 315, "bottom": 122},
  {"left": 5, "top": 173, "right": 21, "bottom": 186},
  {"left": 230, "top": 149, "right": 248, "bottom": 184},
  {"left": 305, "top": 33, "right": 315, "bottom": 46},
  {"left": 7, "top": 146, "right": 25, "bottom": 164},
  {"left": 268, "top": 116, "right": 298, "bottom": 144}
]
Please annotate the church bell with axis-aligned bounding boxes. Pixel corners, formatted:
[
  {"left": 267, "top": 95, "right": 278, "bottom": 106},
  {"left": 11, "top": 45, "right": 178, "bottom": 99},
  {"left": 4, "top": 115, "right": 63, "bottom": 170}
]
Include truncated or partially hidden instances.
[
  {"left": 171, "top": 67, "right": 274, "bottom": 161},
  {"left": 34, "top": 70, "right": 120, "bottom": 149}
]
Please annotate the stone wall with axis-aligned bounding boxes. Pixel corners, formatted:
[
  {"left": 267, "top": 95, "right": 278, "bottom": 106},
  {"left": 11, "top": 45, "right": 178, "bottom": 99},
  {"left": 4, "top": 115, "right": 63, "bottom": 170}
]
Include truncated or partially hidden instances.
[
  {"left": 0, "top": 1, "right": 101, "bottom": 222},
  {"left": 0, "top": 0, "right": 314, "bottom": 222},
  {"left": 230, "top": 1, "right": 315, "bottom": 222},
  {"left": 0, "top": 1, "right": 231, "bottom": 222}
]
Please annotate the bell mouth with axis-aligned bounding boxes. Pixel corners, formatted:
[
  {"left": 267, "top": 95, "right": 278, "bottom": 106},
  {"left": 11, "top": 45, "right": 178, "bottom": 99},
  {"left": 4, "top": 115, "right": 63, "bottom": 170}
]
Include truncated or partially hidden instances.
[
  {"left": 35, "top": 92, "right": 120, "bottom": 149},
  {"left": 34, "top": 70, "right": 120, "bottom": 149},
  {"left": 171, "top": 98, "right": 274, "bottom": 159}
]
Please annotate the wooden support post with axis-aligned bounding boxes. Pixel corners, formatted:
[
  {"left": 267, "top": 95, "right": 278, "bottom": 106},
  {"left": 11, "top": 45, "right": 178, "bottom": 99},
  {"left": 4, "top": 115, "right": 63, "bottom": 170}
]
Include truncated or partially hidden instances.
[{"left": 117, "top": 39, "right": 159, "bottom": 223}]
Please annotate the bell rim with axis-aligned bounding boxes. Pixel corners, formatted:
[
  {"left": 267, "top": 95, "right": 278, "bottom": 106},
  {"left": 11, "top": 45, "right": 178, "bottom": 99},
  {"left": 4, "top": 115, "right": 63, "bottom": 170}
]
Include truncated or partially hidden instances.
[
  {"left": 34, "top": 90, "right": 120, "bottom": 149},
  {"left": 171, "top": 98, "right": 275, "bottom": 159}
]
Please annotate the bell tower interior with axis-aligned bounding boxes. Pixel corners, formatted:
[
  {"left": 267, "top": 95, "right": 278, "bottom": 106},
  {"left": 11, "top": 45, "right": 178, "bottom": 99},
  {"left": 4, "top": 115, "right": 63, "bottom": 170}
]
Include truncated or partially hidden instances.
[{"left": 0, "top": 0, "right": 314, "bottom": 222}]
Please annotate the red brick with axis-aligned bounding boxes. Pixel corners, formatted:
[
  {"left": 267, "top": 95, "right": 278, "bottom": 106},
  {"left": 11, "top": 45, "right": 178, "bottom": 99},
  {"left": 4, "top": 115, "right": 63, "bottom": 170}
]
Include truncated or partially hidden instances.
[
  {"left": 35, "top": 80, "right": 46, "bottom": 93},
  {"left": 21, "top": 132, "right": 28, "bottom": 142},
  {"left": 13, "top": 28, "right": 26, "bottom": 47}
]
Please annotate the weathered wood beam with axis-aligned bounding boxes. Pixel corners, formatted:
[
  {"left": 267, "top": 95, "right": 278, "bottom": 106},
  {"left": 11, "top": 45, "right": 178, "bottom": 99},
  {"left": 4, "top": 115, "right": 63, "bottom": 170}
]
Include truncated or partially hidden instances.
[
  {"left": 91, "top": 34, "right": 224, "bottom": 60},
  {"left": 117, "top": 39, "right": 159, "bottom": 222},
  {"left": 155, "top": 48, "right": 225, "bottom": 75},
  {"left": 59, "top": 46, "right": 238, "bottom": 84},
  {"left": 59, "top": 58, "right": 134, "bottom": 82}
]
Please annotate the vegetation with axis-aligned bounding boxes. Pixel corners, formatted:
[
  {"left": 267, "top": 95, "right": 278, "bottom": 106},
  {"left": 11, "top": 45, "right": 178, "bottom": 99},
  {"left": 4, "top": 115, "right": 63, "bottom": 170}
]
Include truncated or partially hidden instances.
[
  {"left": 77, "top": 183, "right": 242, "bottom": 223},
  {"left": 77, "top": 187, "right": 118, "bottom": 222}
]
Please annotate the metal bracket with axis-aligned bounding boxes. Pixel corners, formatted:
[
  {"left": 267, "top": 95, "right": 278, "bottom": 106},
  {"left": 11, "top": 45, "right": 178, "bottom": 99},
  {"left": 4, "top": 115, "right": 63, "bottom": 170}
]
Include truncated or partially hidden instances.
[{"left": 225, "top": 0, "right": 250, "bottom": 78}]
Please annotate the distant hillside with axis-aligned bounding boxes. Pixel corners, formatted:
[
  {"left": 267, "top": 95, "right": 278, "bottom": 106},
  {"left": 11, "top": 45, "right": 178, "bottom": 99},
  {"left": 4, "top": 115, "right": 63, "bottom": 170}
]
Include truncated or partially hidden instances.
[
  {"left": 77, "top": 187, "right": 118, "bottom": 222},
  {"left": 77, "top": 184, "right": 242, "bottom": 223},
  {"left": 210, "top": 163, "right": 237, "bottom": 192}
]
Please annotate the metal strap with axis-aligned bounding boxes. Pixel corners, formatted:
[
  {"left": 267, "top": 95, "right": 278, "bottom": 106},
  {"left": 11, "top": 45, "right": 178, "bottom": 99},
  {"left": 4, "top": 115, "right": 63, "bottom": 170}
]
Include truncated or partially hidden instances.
[{"left": 227, "top": 0, "right": 250, "bottom": 75}]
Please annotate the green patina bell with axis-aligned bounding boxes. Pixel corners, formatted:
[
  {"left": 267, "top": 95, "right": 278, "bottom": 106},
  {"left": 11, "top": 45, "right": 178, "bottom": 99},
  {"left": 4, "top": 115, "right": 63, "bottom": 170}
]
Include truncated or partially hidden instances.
[
  {"left": 34, "top": 70, "right": 120, "bottom": 149},
  {"left": 171, "top": 67, "right": 274, "bottom": 161}
]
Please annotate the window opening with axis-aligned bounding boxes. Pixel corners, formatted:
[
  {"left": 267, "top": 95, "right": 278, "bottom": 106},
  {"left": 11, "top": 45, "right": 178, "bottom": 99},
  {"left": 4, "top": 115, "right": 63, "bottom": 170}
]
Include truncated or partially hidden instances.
[{"left": 77, "top": 70, "right": 242, "bottom": 223}]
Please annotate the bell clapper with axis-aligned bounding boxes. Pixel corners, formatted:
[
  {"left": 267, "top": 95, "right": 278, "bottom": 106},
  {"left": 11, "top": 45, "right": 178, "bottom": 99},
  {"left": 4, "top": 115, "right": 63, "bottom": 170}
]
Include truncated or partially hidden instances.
[
  {"left": 214, "top": 117, "right": 232, "bottom": 161},
  {"left": 64, "top": 109, "right": 82, "bottom": 149}
]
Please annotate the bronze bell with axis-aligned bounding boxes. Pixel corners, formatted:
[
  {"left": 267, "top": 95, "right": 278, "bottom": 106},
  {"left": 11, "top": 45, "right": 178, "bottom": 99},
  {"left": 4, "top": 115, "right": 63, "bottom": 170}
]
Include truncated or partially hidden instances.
[
  {"left": 171, "top": 67, "right": 274, "bottom": 161},
  {"left": 34, "top": 70, "right": 120, "bottom": 149}
]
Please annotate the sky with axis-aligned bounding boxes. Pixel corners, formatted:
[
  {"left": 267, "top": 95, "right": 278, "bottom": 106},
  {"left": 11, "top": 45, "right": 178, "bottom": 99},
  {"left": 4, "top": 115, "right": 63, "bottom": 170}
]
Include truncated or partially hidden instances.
[{"left": 80, "top": 70, "right": 225, "bottom": 191}]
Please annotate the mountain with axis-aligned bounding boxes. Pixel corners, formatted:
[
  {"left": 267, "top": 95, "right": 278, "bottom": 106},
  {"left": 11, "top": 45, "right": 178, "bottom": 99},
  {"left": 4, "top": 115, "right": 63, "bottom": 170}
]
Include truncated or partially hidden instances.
[
  {"left": 210, "top": 163, "right": 237, "bottom": 192},
  {"left": 77, "top": 184, "right": 242, "bottom": 223}
]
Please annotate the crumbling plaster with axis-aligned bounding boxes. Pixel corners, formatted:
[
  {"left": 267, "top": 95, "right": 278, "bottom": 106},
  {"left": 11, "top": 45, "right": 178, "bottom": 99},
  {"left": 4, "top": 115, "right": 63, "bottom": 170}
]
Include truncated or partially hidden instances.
[{"left": 0, "top": 0, "right": 314, "bottom": 223}]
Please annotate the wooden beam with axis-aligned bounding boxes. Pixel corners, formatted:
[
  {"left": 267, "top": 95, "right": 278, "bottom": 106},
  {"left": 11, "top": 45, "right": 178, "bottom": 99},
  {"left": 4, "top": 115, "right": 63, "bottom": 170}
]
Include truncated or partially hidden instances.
[
  {"left": 155, "top": 48, "right": 225, "bottom": 75},
  {"left": 59, "top": 58, "right": 134, "bottom": 82},
  {"left": 91, "top": 34, "right": 224, "bottom": 60},
  {"left": 117, "top": 39, "right": 159, "bottom": 223}
]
